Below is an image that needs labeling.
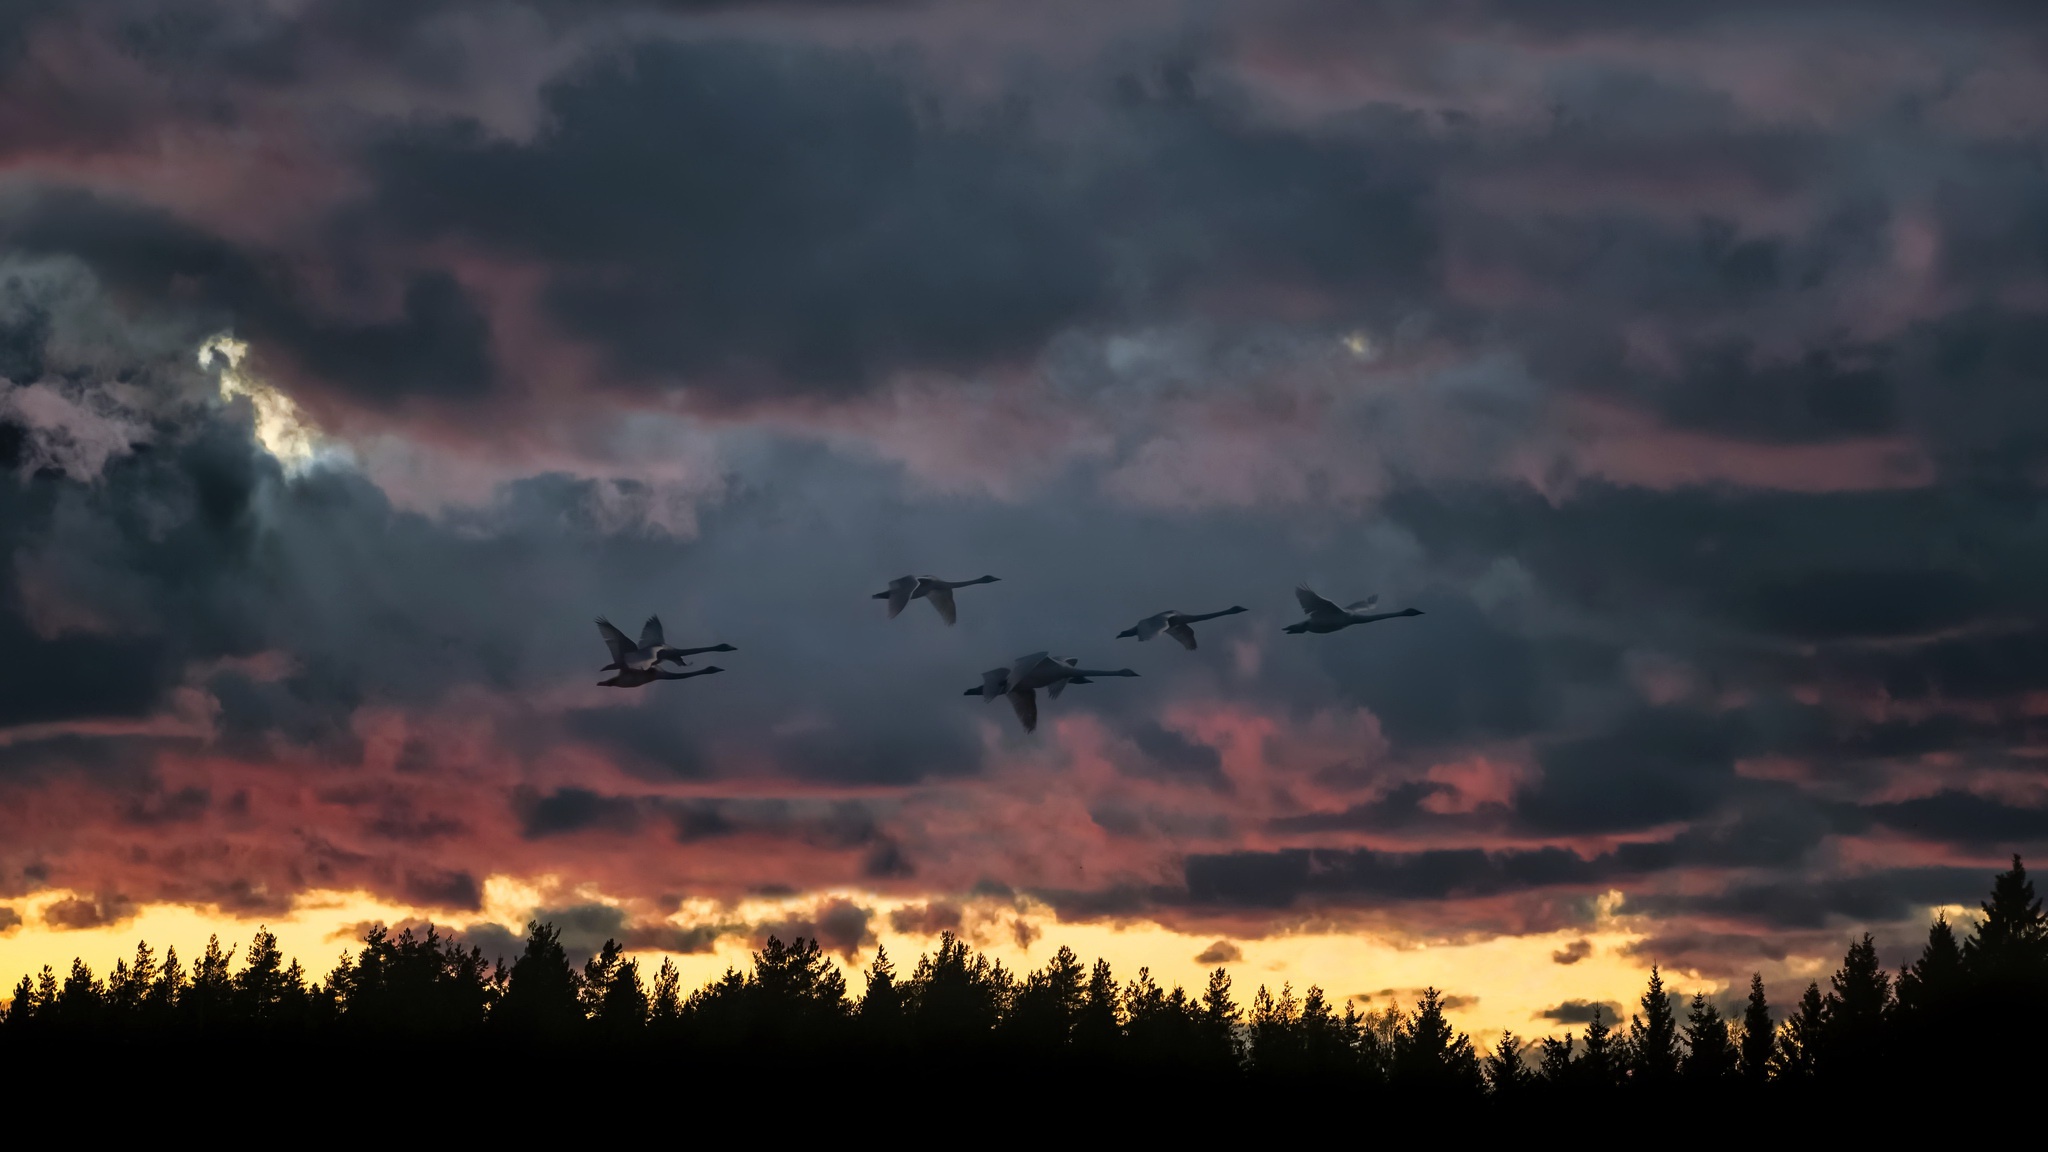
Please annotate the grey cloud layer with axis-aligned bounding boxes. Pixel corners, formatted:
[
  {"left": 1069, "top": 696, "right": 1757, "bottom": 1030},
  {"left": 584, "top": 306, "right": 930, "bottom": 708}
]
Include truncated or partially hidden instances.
[{"left": 1, "top": 0, "right": 2045, "bottom": 972}]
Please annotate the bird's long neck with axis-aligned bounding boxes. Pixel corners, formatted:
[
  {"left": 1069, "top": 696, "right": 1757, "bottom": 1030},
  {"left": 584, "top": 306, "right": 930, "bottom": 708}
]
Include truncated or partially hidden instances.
[
  {"left": 1066, "top": 667, "right": 1136, "bottom": 678},
  {"left": 1182, "top": 607, "right": 1244, "bottom": 623},
  {"left": 1352, "top": 609, "right": 1405, "bottom": 623},
  {"left": 671, "top": 644, "right": 726, "bottom": 656}
]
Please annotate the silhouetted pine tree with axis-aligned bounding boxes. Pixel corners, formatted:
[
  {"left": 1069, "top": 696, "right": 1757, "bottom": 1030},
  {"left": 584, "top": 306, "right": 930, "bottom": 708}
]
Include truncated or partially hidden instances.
[
  {"left": 1485, "top": 1030, "right": 1533, "bottom": 1096},
  {"left": 1075, "top": 958, "right": 1121, "bottom": 1055},
  {"left": 1773, "top": 981, "right": 1826, "bottom": 1082},
  {"left": 856, "top": 944, "right": 904, "bottom": 1042},
  {"left": 648, "top": 958, "right": 683, "bottom": 1032},
  {"left": 149, "top": 947, "right": 185, "bottom": 1022},
  {"left": 182, "top": 936, "right": 236, "bottom": 1029},
  {"left": 1738, "top": 974, "right": 1773, "bottom": 1084},
  {"left": 1962, "top": 855, "right": 2047, "bottom": 984},
  {"left": 53, "top": 960, "right": 105, "bottom": 1030},
  {"left": 905, "top": 932, "right": 1009, "bottom": 1045},
  {"left": 1680, "top": 991, "right": 1735, "bottom": 1085},
  {"left": 234, "top": 927, "right": 307, "bottom": 1026},
  {"left": 1006, "top": 945, "right": 1086, "bottom": 1050},
  {"left": 1197, "top": 967, "right": 1242, "bottom": 1070},
  {"left": 106, "top": 942, "right": 158, "bottom": 1023},
  {"left": 1627, "top": 966, "right": 1680, "bottom": 1088},
  {"left": 493, "top": 922, "right": 582, "bottom": 1036},
  {"left": 1247, "top": 982, "right": 1301, "bottom": 1074}
]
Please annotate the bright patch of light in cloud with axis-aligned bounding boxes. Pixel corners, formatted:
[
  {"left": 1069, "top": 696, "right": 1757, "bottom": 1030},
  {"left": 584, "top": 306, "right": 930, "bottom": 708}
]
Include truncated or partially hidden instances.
[{"left": 200, "top": 334, "right": 334, "bottom": 472}]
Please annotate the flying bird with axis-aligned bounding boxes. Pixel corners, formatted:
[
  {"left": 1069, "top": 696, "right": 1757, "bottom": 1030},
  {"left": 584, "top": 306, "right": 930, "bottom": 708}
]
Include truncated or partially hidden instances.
[
  {"left": 1281, "top": 587, "right": 1422, "bottom": 635},
  {"left": 872, "top": 574, "right": 1001, "bottom": 625},
  {"left": 963, "top": 651, "right": 1138, "bottom": 733},
  {"left": 597, "top": 615, "right": 737, "bottom": 671},
  {"left": 1116, "top": 606, "right": 1249, "bottom": 650},
  {"left": 599, "top": 665, "right": 725, "bottom": 689}
]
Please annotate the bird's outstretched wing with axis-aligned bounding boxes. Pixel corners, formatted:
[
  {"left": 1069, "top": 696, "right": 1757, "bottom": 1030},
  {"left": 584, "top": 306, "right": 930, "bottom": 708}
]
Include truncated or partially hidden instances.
[
  {"left": 1295, "top": 585, "right": 1342, "bottom": 616},
  {"left": 926, "top": 583, "right": 958, "bottom": 625},
  {"left": 1048, "top": 658, "right": 1079, "bottom": 699},
  {"left": 1135, "top": 612, "right": 1170, "bottom": 642},
  {"left": 980, "top": 667, "right": 1010, "bottom": 700},
  {"left": 1008, "top": 687, "right": 1038, "bottom": 733},
  {"left": 885, "top": 575, "right": 916, "bottom": 619},
  {"left": 1344, "top": 595, "right": 1379, "bottom": 611},
  {"left": 595, "top": 617, "right": 633, "bottom": 663},
  {"left": 1166, "top": 622, "right": 1198, "bottom": 650},
  {"left": 640, "top": 615, "right": 666, "bottom": 649}
]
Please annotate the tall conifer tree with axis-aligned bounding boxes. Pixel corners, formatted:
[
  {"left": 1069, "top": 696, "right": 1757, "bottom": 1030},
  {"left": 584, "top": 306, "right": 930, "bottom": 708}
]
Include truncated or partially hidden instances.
[{"left": 1627, "top": 966, "right": 1680, "bottom": 1086}]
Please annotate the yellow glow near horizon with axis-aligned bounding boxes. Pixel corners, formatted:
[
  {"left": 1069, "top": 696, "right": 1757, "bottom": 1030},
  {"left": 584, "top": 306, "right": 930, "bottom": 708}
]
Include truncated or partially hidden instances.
[
  {"left": 200, "top": 334, "right": 327, "bottom": 470},
  {"left": 3, "top": 881, "right": 1862, "bottom": 1046}
]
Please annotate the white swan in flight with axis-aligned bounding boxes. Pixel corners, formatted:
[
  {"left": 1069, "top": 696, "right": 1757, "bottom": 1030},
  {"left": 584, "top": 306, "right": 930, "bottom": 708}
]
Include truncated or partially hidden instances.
[
  {"left": 1282, "top": 587, "right": 1422, "bottom": 634},
  {"left": 1117, "top": 606, "right": 1248, "bottom": 650},
  {"left": 963, "top": 651, "right": 1137, "bottom": 733},
  {"left": 597, "top": 615, "right": 737, "bottom": 671},
  {"left": 599, "top": 665, "right": 725, "bottom": 689},
  {"left": 872, "top": 574, "right": 1001, "bottom": 625}
]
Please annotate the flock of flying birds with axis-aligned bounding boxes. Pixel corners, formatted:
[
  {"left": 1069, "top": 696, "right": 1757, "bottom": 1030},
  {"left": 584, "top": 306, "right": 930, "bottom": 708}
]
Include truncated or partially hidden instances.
[{"left": 595, "top": 576, "right": 1423, "bottom": 733}]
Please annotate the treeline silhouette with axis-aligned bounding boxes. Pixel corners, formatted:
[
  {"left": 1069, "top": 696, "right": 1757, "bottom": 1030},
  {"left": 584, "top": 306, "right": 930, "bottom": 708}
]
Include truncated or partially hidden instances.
[{"left": 4, "top": 857, "right": 2043, "bottom": 1120}]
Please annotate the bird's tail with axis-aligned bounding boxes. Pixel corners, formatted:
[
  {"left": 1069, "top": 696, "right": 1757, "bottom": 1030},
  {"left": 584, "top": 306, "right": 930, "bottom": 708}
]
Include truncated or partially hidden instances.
[{"left": 1282, "top": 622, "right": 1309, "bottom": 634}]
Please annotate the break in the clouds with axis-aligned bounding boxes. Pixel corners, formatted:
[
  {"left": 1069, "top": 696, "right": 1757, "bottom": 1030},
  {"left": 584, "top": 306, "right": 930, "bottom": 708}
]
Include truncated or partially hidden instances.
[{"left": 2, "top": 0, "right": 2046, "bottom": 990}]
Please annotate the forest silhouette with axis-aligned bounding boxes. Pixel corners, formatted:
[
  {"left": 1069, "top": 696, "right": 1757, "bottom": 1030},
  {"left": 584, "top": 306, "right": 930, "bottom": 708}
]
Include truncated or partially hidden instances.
[{"left": 4, "top": 857, "right": 2043, "bottom": 1123}]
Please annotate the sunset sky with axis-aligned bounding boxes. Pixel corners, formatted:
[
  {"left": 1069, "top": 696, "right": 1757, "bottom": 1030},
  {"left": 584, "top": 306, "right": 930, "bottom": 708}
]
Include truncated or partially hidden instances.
[{"left": 3, "top": 0, "right": 2045, "bottom": 1041}]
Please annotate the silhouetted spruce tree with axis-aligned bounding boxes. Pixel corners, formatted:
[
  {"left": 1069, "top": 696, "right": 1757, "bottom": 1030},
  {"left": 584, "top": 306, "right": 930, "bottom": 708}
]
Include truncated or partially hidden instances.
[
  {"left": 1197, "top": 967, "right": 1242, "bottom": 1070},
  {"left": 1962, "top": 855, "right": 2047, "bottom": 984},
  {"left": 1773, "top": 981, "right": 1826, "bottom": 1082},
  {"left": 1627, "top": 966, "right": 1680, "bottom": 1088},
  {"left": 1680, "top": 991, "right": 1735, "bottom": 1085},
  {"left": 1575, "top": 1008, "right": 1621, "bottom": 1091},
  {"left": 596, "top": 956, "right": 649, "bottom": 1034},
  {"left": 1485, "top": 1030, "right": 1533, "bottom": 1097},
  {"left": 1821, "top": 934, "right": 1890, "bottom": 1073},
  {"left": 580, "top": 939, "right": 629, "bottom": 1021},
  {"left": 1297, "top": 986, "right": 1361, "bottom": 1078},
  {"left": 1392, "top": 988, "right": 1483, "bottom": 1094},
  {"left": 1738, "top": 974, "right": 1773, "bottom": 1084},
  {"left": 1893, "top": 914, "right": 1962, "bottom": 1021},
  {"left": 1537, "top": 1034, "right": 1574, "bottom": 1084},
  {"left": 494, "top": 922, "right": 582, "bottom": 1036}
]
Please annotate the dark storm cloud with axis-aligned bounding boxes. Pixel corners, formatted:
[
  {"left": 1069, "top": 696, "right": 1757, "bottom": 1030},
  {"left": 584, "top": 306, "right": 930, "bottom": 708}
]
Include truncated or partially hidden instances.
[
  {"left": 1540, "top": 999, "right": 1621, "bottom": 1026},
  {"left": 363, "top": 37, "right": 1435, "bottom": 398},
  {"left": 1860, "top": 793, "right": 2048, "bottom": 849},
  {"left": 1519, "top": 707, "right": 1740, "bottom": 835},
  {"left": 0, "top": 190, "right": 495, "bottom": 406},
  {"left": 1632, "top": 867, "right": 1988, "bottom": 932},
  {"left": 0, "top": 0, "right": 2045, "bottom": 950}
]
